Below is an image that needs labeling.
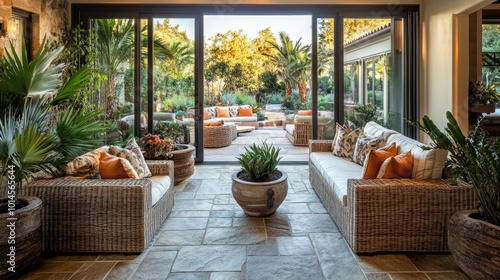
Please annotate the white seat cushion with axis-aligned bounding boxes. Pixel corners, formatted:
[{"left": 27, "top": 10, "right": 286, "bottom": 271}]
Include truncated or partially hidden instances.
[
  {"left": 149, "top": 175, "right": 171, "bottom": 206},
  {"left": 218, "top": 116, "right": 257, "bottom": 122},
  {"left": 310, "top": 152, "right": 362, "bottom": 206}
]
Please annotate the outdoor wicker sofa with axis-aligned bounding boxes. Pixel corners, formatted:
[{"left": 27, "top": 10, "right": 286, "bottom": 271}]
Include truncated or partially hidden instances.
[
  {"left": 24, "top": 160, "right": 174, "bottom": 253},
  {"left": 309, "top": 122, "right": 478, "bottom": 253},
  {"left": 284, "top": 112, "right": 335, "bottom": 146},
  {"left": 203, "top": 124, "right": 237, "bottom": 148}
]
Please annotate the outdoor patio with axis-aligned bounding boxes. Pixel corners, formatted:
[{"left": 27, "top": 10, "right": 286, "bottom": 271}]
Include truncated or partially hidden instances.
[{"left": 21, "top": 164, "right": 469, "bottom": 279}]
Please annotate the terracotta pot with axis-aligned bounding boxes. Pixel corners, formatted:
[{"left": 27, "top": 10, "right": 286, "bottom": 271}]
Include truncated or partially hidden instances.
[
  {"left": 170, "top": 144, "right": 195, "bottom": 184},
  {"left": 448, "top": 210, "right": 500, "bottom": 280},
  {"left": 0, "top": 196, "right": 42, "bottom": 279},
  {"left": 231, "top": 171, "right": 288, "bottom": 216}
]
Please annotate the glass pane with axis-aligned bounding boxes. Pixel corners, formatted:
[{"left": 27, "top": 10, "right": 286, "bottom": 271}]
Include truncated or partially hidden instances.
[
  {"left": 343, "top": 18, "right": 404, "bottom": 132},
  {"left": 152, "top": 18, "right": 195, "bottom": 146},
  {"left": 318, "top": 18, "right": 336, "bottom": 140},
  {"left": 90, "top": 18, "right": 136, "bottom": 145}
]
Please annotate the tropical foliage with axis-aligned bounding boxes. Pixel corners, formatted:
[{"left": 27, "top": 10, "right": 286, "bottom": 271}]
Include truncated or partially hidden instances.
[
  {"left": 409, "top": 112, "right": 500, "bottom": 226},
  {"left": 237, "top": 142, "right": 282, "bottom": 182},
  {"left": 0, "top": 38, "right": 107, "bottom": 195}
]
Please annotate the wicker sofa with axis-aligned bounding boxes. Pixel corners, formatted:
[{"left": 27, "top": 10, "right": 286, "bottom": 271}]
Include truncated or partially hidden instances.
[
  {"left": 24, "top": 160, "right": 175, "bottom": 253},
  {"left": 205, "top": 105, "right": 258, "bottom": 128},
  {"left": 309, "top": 122, "right": 477, "bottom": 253}
]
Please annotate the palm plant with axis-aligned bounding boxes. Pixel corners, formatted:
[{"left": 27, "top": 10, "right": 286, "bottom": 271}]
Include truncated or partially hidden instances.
[
  {"left": 92, "top": 19, "right": 174, "bottom": 119},
  {"left": 409, "top": 112, "right": 500, "bottom": 226},
  {"left": 0, "top": 38, "right": 107, "bottom": 195}
]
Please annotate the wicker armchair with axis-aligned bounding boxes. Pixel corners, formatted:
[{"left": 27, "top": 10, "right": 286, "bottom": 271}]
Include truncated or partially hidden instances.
[{"left": 24, "top": 160, "right": 174, "bottom": 253}]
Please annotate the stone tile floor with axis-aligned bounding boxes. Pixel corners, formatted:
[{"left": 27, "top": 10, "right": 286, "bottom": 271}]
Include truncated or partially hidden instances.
[{"left": 22, "top": 164, "right": 470, "bottom": 280}]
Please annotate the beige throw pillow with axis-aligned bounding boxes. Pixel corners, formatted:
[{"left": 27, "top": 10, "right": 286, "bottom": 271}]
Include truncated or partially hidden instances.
[
  {"left": 124, "top": 138, "right": 152, "bottom": 178},
  {"left": 332, "top": 126, "right": 360, "bottom": 158}
]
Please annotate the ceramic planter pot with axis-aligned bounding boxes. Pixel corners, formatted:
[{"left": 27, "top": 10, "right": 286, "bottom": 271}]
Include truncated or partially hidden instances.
[
  {"left": 231, "top": 171, "right": 288, "bottom": 216},
  {"left": 448, "top": 210, "right": 500, "bottom": 280},
  {"left": 0, "top": 196, "right": 42, "bottom": 279},
  {"left": 170, "top": 144, "right": 195, "bottom": 184}
]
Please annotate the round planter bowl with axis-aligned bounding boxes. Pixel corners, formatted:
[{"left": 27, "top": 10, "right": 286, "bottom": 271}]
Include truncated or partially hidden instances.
[
  {"left": 170, "top": 144, "right": 195, "bottom": 185},
  {"left": 231, "top": 171, "right": 288, "bottom": 217},
  {"left": 448, "top": 210, "right": 500, "bottom": 280},
  {"left": 0, "top": 196, "right": 42, "bottom": 279}
]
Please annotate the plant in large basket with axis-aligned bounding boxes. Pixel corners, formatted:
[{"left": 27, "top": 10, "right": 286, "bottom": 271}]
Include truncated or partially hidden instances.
[
  {"left": 138, "top": 134, "right": 173, "bottom": 160},
  {"left": 232, "top": 141, "right": 288, "bottom": 216},
  {"left": 409, "top": 111, "right": 499, "bottom": 280}
]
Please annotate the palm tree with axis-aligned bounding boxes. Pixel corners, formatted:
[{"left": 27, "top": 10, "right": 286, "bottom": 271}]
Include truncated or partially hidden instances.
[
  {"left": 265, "top": 32, "right": 311, "bottom": 102},
  {"left": 93, "top": 19, "right": 173, "bottom": 119},
  {"left": 0, "top": 38, "right": 106, "bottom": 195}
]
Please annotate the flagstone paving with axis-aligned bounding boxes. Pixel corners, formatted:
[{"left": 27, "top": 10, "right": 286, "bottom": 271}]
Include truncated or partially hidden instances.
[{"left": 22, "top": 164, "right": 470, "bottom": 280}]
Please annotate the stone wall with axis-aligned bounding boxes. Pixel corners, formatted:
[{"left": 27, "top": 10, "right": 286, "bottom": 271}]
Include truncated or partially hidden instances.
[{"left": 0, "top": 0, "right": 68, "bottom": 56}]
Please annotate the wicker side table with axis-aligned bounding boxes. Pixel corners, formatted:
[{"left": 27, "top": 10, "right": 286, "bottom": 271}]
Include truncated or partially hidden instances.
[{"left": 204, "top": 125, "right": 234, "bottom": 148}]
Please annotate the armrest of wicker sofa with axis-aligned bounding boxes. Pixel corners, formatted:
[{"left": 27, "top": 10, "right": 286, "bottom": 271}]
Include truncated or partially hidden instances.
[
  {"left": 147, "top": 160, "right": 174, "bottom": 188},
  {"left": 345, "top": 178, "right": 477, "bottom": 252},
  {"left": 309, "top": 140, "right": 333, "bottom": 153}
]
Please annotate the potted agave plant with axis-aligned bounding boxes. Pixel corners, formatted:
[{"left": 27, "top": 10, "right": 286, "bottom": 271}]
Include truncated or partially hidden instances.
[
  {"left": 231, "top": 142, "right": 288, "bottom": 216},
  {"left": 411, "top": 112, "right": 499, "bottom": 280}
]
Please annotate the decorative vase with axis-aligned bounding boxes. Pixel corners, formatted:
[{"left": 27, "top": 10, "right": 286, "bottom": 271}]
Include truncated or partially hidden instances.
[
  {"left": 231, "top": 170, "right": 288, "bottom": 216},
  {"left": 470, "top": 103, "right": 496, "bottom": 113},
  {"left": 169, "top": 144, "right": 195, "bottom": 185},
  {"left": 448, "top": 210, "right": 500, "bottom": 280},
  {"left": 0, "top": 196, "right": 42, "bottom": 279}
]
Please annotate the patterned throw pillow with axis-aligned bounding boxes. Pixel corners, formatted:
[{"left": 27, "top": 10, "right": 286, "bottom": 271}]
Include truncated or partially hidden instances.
[
  {"left": 109, "top": 146, "right": 151, "bottom": 179},
  {"left": 331, "top": 123, "right": 346, "bottom": 151},
  {"left": 361, "top": 142, "right": 397, "bottom": 179},
  {"left": 332, "top": 126, "right": 360, "bottom": 158},
  {"left": 65, "top": 146, "right": 110, "bottom": 177},
  {"left": 124, "top": 138, "right": 152, "bottom": 178},
  {"left": 229, "top": 106, "right": 239, "bottom": 117},
  {"left": 352, "top": 132, "right": 386, "bottom": 165},
  {"left": 206, "top": 107, "right": 217, "bottom": 119}
]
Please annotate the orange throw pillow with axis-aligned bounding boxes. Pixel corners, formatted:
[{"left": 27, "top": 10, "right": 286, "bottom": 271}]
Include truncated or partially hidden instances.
[
  {"left": 377, "top": 151, "right": 413, "bottom": 179},
  {"left": 204, "top": 120, "right": 224, "bottom": 126},
  {"left": 203, "top": 109, "right": 210, "bottom": 120},
  {"left": 99, "top": 152, "right": 139, "bottom": 179},
  {"left": 361, "top": 142, "right": 397, "bottom": 179},
  {"left": 216, "top": 107, "right": 230, "bottom": 118},
  {"left": 238, "top": 107, "right": 253, "bottom": 116},
  {"left": 297, "top": 109, "right": 312, "bottom": 116}
]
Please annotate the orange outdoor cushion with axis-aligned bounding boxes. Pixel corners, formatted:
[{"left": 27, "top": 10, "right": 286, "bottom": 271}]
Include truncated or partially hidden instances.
[
  {"left": 238, "top": 107, "right": 253, "bottom": 116},
  {"left": 216, "top": 107, "right": 230, "bottom": 118},
  {"left": 204, "top": 120, "right": 224, "bottom": 126},
  {"left": 297, "top": 109, "right": 312, "bottom": 116},
  {"left": 203, "top": 109, "right": 210, "bottom": 120},
  {"left": 361, "top": 142, "right": 398, "bottom": 179},
  {"left": 377, "top": 151, "right": 413, "bottom": 179},
  {"left": 99, "top": 152, "right": 139, "bottom": 179}
]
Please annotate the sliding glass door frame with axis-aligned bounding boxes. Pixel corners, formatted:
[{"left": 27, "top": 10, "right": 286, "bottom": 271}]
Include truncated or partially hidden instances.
[{"left": 73, "top": 4, "right": 419, "bottom": 163}]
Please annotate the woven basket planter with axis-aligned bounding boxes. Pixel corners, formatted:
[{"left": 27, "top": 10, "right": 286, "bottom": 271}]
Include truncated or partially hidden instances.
[
  {"left": 449, "top": 210, "right": 500, "bottom": 280},
  {"left": 170, "top": 144, "right": 195, "bottom": 185},
  {"left": 0, "top": 196, "right": 42, "bottom": 279},
  {"left": 231, "top": 171, "right": 288, "bottom": 216}
]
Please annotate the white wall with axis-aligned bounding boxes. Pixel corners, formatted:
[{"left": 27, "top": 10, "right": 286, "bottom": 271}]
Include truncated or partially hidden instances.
[{"left": 421, "top": 0, "right": 493, "bottom": 134}]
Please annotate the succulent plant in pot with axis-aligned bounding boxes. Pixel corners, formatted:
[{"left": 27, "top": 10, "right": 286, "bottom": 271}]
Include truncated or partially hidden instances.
[
  {"left": 410, "top": 111, "right": 499, "bottom": 280},
  {"left": 231, "top": 141, "right": 288, "bottom": 216}
]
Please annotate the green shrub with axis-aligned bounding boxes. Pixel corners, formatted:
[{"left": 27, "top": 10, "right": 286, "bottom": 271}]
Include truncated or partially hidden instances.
[
  {"left": 161, "top": 94, "right": 194, "bottom": 112},
  {"left": 264, "top": 93, "right": 284, "bottom": 104},
  {"left": 221, "top": 93, "right": 238, "bottom": 105},
  {"left": 237, "top": 142, "right": 282, "bottom": 182},
  {"left": 234, "top": 91, "right": 256, "bottom": 105}
]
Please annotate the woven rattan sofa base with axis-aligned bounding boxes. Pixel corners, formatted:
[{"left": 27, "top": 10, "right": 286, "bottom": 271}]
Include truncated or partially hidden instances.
[
  {"left": 309, "top": 140, "right": 478, "bottom": 253},
  {"left": 24, "top": 160, "right": 174, "bottom": 253},
  {"left": 203, "top": 125, "right": 235, "bottom": 148}
]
